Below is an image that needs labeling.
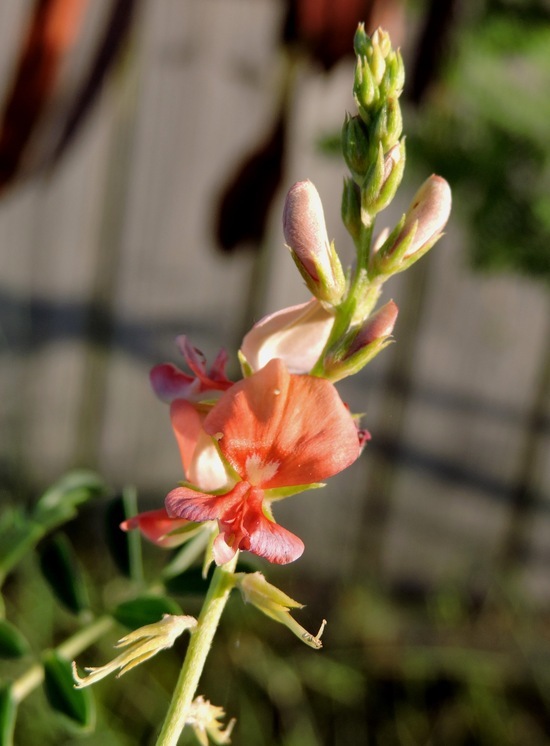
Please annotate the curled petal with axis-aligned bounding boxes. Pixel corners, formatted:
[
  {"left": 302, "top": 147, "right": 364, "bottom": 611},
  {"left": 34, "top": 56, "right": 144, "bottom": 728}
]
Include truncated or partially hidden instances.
[
  {"left": 120, "top": 508, "right": 191, "bottom": 548},
  {"left": 204, "top": 358, "right": 361, "bottom": 488},
  {"left": 150, "top": 338, "right": 232, "bottom": 404},
  {"left": 166, "top": 484, "right": 245, "bottom": 523},
  {"left": 150, "top": 363, "right": 197, "bottom": 403},
  {"left": 175, "top": 336, "right": 232, "bottom": 391},
  {"left": 240, "top": 299, "right": 334, "bottom": 374}
]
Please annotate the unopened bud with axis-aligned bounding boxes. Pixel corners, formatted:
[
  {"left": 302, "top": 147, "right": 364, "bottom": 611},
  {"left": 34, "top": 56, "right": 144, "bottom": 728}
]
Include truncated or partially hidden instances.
[
  {"left": 283, "top": 180, "right": 345, "bottom": 304},
  {"left": 323, "top": 301, "right": 398, "bottom": 381},
  {"left": 342, "top": 114, "right": 371, "bottom": 183},
  {"left": 353, "top": 26, "right": 404, "bottom": 127},
  {"left": 341, "top": 176, "right": 362, "bottom": 244},
  {"left": 401, "top": 175, "right": 452, "bottom": 257},
  {"left": 353, "top": 23, "right": 371, "bottom": 57},
  {"left": 354, "top": 57, "right": 377, "bottom": 120},
  {"left": 362, "top": 140, "right": 405, "bottom": 218},
  {"left": 346, "top": 300, "right": 398, "bottom": 357},
  {"left": 385, "top": 176, "right": 452, "bottom": 273}
]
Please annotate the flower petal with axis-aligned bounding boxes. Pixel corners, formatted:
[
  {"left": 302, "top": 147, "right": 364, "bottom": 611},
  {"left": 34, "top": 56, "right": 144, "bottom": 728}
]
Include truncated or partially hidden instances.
[
  {"left": 170, "top": 400, "right": 229, "bottom": 491},
  {"left": 204, "top": 358, "right": 361, "bottom": 488},
  {"left": 247, "top": 516, "right": 304, "bottom": 564},
  {"left": 150, "top": 363, "right": 196, "bottom": 403},
  {"left": 176, "top": 336, "right": 232, "bottom": 392},
  {"left": 165, "top": 485, "right": 244, "bottom": 523},
  {"left": 121, "top": 508, "right": 191, "bottom": 548},
  {"left": 166, "top": 482, "right": 302, "bottom": 564},
  {"left": 240, "top": 299, "right": 334, "bottom": 374}
]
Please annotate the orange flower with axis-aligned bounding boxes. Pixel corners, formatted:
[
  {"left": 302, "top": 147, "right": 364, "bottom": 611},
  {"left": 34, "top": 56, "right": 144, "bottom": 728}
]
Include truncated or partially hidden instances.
[{"left": 166, "top": 359, "right": 361, "bottom": 565}]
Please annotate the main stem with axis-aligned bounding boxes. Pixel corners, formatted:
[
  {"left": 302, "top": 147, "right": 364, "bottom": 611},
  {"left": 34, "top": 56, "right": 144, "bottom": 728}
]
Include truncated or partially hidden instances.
[{"left": 156, "top": 554, "right": 239, "bottom": 746}]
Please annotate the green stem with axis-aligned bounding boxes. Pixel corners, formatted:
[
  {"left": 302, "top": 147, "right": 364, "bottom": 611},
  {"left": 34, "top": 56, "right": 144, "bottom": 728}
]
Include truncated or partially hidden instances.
[
  {"left": 11, "top": 615, "right": 115, "bottom": 704},
  {"left": 10, "top": 529, "right": 208, "bottom": 706},
  {"left": 156, "top": 554, "right": 239, "bottom": 746}
]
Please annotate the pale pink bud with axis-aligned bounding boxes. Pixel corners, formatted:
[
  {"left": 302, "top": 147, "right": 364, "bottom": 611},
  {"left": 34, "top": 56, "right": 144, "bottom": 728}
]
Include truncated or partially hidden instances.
[
  {"left": 401, "top": 175, "right": 452, "bottom": 258},
  {"left": 283, "top": 181, "right": 345, "bottom": 303},
  {"left": 346, "top": 300, "right": 398, "bottom": 358}
]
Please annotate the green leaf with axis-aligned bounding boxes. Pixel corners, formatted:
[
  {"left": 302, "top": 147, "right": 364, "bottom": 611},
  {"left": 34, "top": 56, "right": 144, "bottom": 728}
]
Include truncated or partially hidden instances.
[
  {"left": 0, "top": 686, "right": 17, "bottom": 746},
  {"left": 164, "top": 565, "right": 212, "bottom": 596},
  {"left": 112, "top": 595, "right": 182, "bottom": 630},
  {"left": 39, "top": 534, "right": 89, "bottom": 615},
  {"left": 105, "top": 488, "right": 143, "bottom": 581},
  {"left": 0, "top": 518, "right": 43, "bottom": 586},
  {"left": 32, "top": 470, "right": 107, "bottom": 532},
  {"left": 0, "top": 620, "right": 30, "bottom": 658},
  {"left": 42, "top": 650, "right": 95, "bottom": 731}
]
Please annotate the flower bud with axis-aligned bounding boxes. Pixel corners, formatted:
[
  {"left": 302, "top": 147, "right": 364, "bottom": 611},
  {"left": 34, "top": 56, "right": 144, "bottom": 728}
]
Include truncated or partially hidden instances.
[
  {"left": 376, "top": 175, "right": 451, "bottom": 274},
  {"left": 283, "top": 180, "right": 345, "bottom": 304},
  {"left": 342, "top": 114, "right": 371, "bottom": 183},
  {"left": 323, "top": 301, "right": 398, "bottom": 381},
  {"left": 346, "top": 300, "right": 398, "bottom": 357},
  {"left": 341, "top": 176, "right": 362, "bottom": 244},
  {"left": 354, "top": 57, "right": 377, "bottom": 121},
  {"left": 381, "top": 97, "right": 403, "bottom": 150},
  {"left": 362, "top": 140, "right": 405, "bottom": 217},
  {"left": 353, "top": 26, "right": 403, "bottom": 127},
  {"left": 401, "top": 175, "right": 452, "bottom": 257},
  {"left": 353, "top": 22, "right": 371, "bottom": 57}
]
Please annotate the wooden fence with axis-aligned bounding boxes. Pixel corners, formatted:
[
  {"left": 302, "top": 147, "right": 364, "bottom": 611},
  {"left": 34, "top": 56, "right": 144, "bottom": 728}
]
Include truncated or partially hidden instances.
[{"left": 1, "top": 0, "right": 549, "bottom": 601}]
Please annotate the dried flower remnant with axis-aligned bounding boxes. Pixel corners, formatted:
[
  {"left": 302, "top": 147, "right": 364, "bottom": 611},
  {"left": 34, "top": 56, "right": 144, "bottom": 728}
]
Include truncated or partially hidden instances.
[
  {"left": 237, "top": 571, "right": 326, "bottom": 649},
  {"left": 186, "top": 696, "right": 235, "bottom": 746},
  {"left": 72, "top": 615, "right": 197, "bottom": 688}
]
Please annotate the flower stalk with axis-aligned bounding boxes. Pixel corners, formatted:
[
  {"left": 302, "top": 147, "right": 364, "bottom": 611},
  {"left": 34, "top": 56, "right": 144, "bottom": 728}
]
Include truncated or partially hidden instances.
[{"left": 156, "top": 554, "right": 239, "bottom": 746}]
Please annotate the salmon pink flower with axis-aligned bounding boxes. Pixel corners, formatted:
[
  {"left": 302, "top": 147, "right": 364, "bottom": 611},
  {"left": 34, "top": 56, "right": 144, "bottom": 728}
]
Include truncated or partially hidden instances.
[
  {"left": 150, "top": 335, "right": 232, "bottom": 403},
  {"left": 166, "top": 358, "right": 361, "bottom": 565}
]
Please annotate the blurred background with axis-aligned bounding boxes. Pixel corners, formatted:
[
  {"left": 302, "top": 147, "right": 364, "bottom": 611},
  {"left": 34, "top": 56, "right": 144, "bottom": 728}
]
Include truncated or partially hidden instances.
[{"left": 1, "top": 0, "right": 550, "bottom": 743}]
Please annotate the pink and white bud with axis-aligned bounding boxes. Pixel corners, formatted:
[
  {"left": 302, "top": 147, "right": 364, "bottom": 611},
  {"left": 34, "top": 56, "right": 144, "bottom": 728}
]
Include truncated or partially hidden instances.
[
  {"left": 400, "top": 175, "right": 451, "bottom": 258},
  {"left": 323, "top": 300, "right": 398, "bottom": 381},
  {"left": 240, "top": 298, "right": 334, "bottom": 375},
  {"left": 283, "top": 181, "right": 345, "bottom": 304},
  {"left": 346, "top": 300, "right": 398, "bottom": 358}
]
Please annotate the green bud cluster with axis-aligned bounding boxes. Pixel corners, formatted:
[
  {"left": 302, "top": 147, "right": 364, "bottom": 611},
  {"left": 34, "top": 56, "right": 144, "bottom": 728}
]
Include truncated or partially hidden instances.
[
  {"left": 305, "top": 25, "right": 450, "bottom": 382},
  {"left": 341, "top": 25, "right": 406, "bottom": 235}
]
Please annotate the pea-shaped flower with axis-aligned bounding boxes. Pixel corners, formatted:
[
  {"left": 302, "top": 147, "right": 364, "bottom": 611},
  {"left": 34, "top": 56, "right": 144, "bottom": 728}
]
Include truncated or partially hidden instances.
[{"left": 166, "top": 359, "right": 361, "bottom": 565}]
